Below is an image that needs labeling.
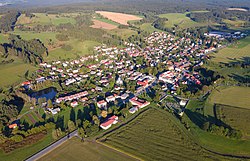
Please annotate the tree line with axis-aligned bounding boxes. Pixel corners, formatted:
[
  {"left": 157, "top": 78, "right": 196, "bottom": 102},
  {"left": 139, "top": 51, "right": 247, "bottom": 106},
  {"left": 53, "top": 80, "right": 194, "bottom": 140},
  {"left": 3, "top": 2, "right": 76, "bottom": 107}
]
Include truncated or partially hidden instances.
[{"left": 0, "top": 11, "right": 21, "bottom": 32}]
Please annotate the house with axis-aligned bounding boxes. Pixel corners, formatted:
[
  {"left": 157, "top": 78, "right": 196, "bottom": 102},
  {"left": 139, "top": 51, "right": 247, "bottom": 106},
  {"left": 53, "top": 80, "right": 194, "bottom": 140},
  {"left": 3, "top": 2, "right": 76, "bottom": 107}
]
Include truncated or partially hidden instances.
[
  {"left": 121, "top": 93, "right": 129, "bottom": 100},
  {"left": 137, "top": 80, "right": 149, "bottom": 87},
  {"left": 9, "top": 123, "right": 18, "bottom": 129},
  {"left": 21, "top": 81, "right": 31, "bottom": 87},
  {"left": 100, "top": 115, "right": 118, "bottom": 130},
  {"left": 71, "top": 101, "right": 78, "bottom": 107},
  {"left": 97, "top": 100, "right": 107, "bottom": 108},
  {"left": 129, "top": 97, "right": 150, "bottom": 108},
  {"left": 180, "top": 100, "right": 188, "bottom": 106},
  {"left": 106, "top": 95, "right": 116, "bottom": 103},
  {"left": 129, "top": 107, "right": 138, "bottom": 114}
]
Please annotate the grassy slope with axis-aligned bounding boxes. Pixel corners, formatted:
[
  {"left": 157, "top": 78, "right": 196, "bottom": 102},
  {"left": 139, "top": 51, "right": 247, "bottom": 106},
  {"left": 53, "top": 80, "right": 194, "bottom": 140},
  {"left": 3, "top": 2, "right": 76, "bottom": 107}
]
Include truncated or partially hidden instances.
[
  {"left": 0, "top": 133, "right": 53, "bottom": 161},
  {"left": 46, "top": 40, "right": 100, "bottom": 61},
  {"left": 159, "top": 13, "right": 206, "bottom": 29},
  {"left": 0, "top": 33, "right": 9, "bottom": 43},
  {"left": 216, "top": 104, "right": 250, "bottom": 138},
  {"left": 0, "top": 59, "right": 37, "bottom": 87},
  {"left": 211, "top": 36, "right": 250, "bottom": 63},
  {"left": 16, "top": 13, "right": 76, "bottom": 27},
  {"left": 38, "top": 137, "right": 136, "bottom": 161},
  {"left": 101, "top": 108, "right": 220, "bottom": 161},
  {"left": 208, "top": 86, "right": 250, "bottom": 109},
  {"left": 185, "top": 100, "right": 250, "bottom": 156},
  {"left": 137, "top": 23, "right": 162, "bottom": 33},
  {"left": 109, "top": 28, "right": 137, "bottom": 39}
]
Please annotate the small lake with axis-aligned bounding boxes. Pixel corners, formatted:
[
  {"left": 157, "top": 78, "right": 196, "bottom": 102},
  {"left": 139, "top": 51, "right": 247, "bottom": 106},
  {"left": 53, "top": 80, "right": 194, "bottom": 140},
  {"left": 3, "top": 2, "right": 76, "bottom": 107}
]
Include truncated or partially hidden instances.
[{"left": 31, "top": 87, "right": 57, "bottom": 101}]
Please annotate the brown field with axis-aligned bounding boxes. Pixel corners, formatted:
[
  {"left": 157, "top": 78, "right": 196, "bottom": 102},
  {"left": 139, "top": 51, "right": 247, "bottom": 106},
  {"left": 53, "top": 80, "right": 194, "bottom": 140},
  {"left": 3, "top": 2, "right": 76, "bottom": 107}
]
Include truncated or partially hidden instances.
[
  {"left": 227, "top": 8, "right": 248, "bottom": 12},
  {"left": 96, "top": 11, "right": 142, "bottom": 25},
  {"left": 91, "top": 19, "right": 118, "bottom": 30}
]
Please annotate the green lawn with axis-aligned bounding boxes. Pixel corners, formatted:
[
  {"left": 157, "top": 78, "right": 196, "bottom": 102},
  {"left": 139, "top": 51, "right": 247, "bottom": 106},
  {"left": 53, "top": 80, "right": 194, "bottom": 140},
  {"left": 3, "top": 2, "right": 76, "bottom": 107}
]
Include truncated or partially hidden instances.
[
  {"left": 211, "top": 36, "right": 250, "bottom": 63},
  {"left": 38, "top": 137, "right": 136, "bottom": 161},
  {"left": 0, "top": 60, "right": 37, "bottom": 87},
  {"left": 158, "top": 13, "right": 207, "bottom": 29},
  {"left": 0, "top": 133, "right": 53, "bottom": 161},
  {"left": 100, "top": 107, "right": 221, "bottom": 161},
  {"left": 209, "top": 86, "right": 250, "bottom": 109}
]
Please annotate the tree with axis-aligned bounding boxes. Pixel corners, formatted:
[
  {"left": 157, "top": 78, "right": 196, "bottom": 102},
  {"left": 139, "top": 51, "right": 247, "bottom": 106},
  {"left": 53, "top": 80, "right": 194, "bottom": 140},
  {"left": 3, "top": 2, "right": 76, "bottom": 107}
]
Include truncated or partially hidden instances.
[
  {"left": 67, "top": 120, "right": 76, "bottom": 132},
  {"left": 78, "top": 127, "right": 86, "bottom": 139},
  {"left": 92, "top": 115, "right": 100, "bottom": 126},
  {"left": 47, "top": 99, "right": 53, "bottom": 109},
  {"left": 83, "top": 120, "right": 90, "bottom": 130}
]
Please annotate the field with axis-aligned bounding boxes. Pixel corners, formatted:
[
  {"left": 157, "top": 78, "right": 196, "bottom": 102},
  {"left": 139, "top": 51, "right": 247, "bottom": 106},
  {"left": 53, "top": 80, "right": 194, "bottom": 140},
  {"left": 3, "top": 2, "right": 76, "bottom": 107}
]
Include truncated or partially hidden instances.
[
  {"left": 38, "top": 137, "right": 137, "bottom": 161},
  {"left": 184, "top": 100, "right": 250, "bottom": 156},
  {"left": 223, "top": 19, "right": 246, "bottom": 28},
  {"left": 16, "top": 13, "right": 76, "bottom": 27},
  {"left": 91, "top": 19, "right": 118, "bottom": 30},
  {"left": 96, "top": 11, "right": 142, "bottom": 26},
  {"left": 0, "top": 33, "right": 9, "bottom": 43},
  {"left": 136, "top": 23, "right": 162, "bottom": 33},
  {"left": 109, "top": 28, "right": 137, "bottom": 39},
  {"left": 215, "top": 104, "right": 250, "bottom": 139},
  {"left": 158, "top": 13, "right": 206, "bottom": 29},
  {"left": 0, "top": 59, "right": 37, "bottom": 87},
  {"left": 99, "top": 108, "right": 221, "bottom": 161},
  {"left": 0, "top": 133, "right": 53, "bottom": 161},
  {"left": 211, "top": 36, "right": 250, "bottom": 63},
  {"left": 227, "top": 8, "right": 248, "bottom": 12},
  {"left": 208, "top": 86, "right": 250, "bottom": 109},
  {"left": 46, "top": 40, "right": 100, "bottom": 61}
]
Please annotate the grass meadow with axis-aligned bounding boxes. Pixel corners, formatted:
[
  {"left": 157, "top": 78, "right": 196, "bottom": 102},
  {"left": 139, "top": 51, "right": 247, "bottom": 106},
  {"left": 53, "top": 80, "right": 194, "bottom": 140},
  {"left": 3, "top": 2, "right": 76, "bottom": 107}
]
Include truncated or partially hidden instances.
[
  {"left": 158, "top": 13, "right": 207, "bottom": 29},
  {"left": 99, "top": 108, "right": 221, "bottom": 161},
  {"left": 38, "top": 137, "right": 137, "bottom": 161},
  {"left": 211, "top": 36, "right": 250, "bottom": 63}
]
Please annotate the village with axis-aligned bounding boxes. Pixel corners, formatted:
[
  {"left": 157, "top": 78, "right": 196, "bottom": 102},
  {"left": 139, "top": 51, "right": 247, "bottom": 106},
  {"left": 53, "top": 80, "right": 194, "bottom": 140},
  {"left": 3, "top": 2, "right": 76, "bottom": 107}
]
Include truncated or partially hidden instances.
[{"left": 11, "top": 31, "right": 225, "bottom": 131}]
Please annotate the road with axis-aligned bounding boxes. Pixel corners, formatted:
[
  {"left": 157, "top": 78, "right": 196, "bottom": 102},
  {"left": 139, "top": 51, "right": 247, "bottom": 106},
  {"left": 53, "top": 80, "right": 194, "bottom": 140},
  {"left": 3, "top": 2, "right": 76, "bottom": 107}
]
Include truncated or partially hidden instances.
[{"left": 25, "top": 130, "right": 78, "bottom": 161}]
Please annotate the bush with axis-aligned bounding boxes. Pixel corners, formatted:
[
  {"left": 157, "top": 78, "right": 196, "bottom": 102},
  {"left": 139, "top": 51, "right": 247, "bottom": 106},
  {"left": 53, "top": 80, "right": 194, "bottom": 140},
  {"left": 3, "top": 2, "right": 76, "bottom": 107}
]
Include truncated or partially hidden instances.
[
  {"left": 61, "top": 44, "right": 73, "bottom": 51},
  {"left": 10, "top": 135, "right": 23, "bottom": 142}
]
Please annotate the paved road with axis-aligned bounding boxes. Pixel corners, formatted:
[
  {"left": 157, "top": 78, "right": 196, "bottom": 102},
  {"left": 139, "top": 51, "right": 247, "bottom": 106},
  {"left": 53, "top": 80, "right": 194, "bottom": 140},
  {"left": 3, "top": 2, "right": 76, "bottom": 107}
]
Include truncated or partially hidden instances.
[{"left": 25, "top": 130, "right": 78, "bottom": 161}]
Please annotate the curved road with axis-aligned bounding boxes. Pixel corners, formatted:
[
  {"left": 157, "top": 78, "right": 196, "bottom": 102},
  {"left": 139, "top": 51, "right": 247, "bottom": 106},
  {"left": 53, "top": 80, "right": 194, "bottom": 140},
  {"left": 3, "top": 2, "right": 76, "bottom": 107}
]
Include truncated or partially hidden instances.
[{"left": 25, "top": 130, "right": 78, "bottom": 161}]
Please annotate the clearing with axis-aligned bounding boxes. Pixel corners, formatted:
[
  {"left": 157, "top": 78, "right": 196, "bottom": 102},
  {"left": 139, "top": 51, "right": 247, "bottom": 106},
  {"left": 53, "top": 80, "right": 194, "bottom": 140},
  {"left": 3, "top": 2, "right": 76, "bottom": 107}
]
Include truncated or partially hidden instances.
[
  {"left": 158, "top": 13, "right": 206, "bottom": 29},
  {"left": 96, "top": 11, "right": 142, "bottom": 26},
  {"left": 99, "top": 108, "right": 222, "bottom": 161},
  {"left": 211, "top": 36, "right": 250, "bottom": 63},
  {"left": 215, "top": 104, "right": 250, "bottom": 139},
  {"left": 208, "top": 86, "right": 250, "bottom": 109},
  {"left": 38, "top": 137, "right": 137, "bottom": 161},
  {"left": 0, "top": 59, "right": 37, "bottom": 87},
  {"left": 91, "top": 19, "right": 118, "bottom": 30}
]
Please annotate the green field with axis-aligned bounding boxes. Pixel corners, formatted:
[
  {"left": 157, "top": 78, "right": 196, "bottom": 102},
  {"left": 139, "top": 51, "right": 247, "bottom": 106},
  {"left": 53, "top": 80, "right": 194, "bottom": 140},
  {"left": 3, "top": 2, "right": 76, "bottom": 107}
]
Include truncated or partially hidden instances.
[
  {"left": 158, "top": 13, "right": 206, "bottom": 29},
  {"left": 16, "top": 13, "right": 76, "bottom": 27},
  {"left": 0, "top": 133, "right": 53, "bottom": 161},
  {"left": 0, "top": 33, "right": 9, "bottom": 43},
  {"left": 99, "top": 108, "right": 222, "bottom": 161},
  {"left": 46, "top": 40, "right": 100, "bottom": 61},
  {"left": 0, "top": 59, "right": 37, "bottom": 87},
  {"left": 215, "top": 104, "right": 250, "bottom": 139},
  {"left": 211, "top": 36, "right": 250, "bottom": 63},
  {"left": 38, "top": 137, "right": 137, "bottom": 161},
  {"left": 137, "top": 23, "right": 162, "bottom": 33},
  {"left": 109, "top": 28, "right": 137, "bottom": 39},
  {"left": 94, "top": 17, "right": 120, "bottom": 26},
  {"left": 208, "top": 86, "right": 250, "bottom": 109},
  {"left": 184, "top": 100, "right": 250, "bottom": 156}
]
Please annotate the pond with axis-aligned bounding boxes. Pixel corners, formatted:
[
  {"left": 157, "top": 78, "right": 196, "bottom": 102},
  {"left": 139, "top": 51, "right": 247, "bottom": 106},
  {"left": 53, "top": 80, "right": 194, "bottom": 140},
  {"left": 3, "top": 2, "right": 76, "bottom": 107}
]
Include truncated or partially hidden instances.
[{"left": 31, "top": 87, "right": 57, "bottom": 101}]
